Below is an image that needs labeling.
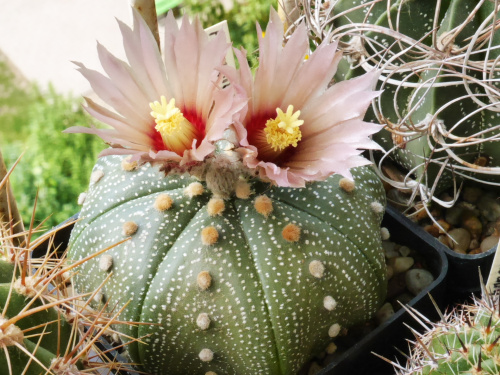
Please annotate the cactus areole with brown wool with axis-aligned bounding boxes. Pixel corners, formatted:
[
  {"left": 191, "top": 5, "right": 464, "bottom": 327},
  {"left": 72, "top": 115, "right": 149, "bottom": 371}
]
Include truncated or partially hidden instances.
[{"left": 68, "top": 155, "right": 387, "bottom": 374}]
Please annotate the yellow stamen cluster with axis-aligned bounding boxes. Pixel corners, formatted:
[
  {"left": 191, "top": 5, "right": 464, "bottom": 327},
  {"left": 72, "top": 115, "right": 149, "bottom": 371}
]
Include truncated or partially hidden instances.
[
  {"left": 150, "top": 96, "right": 197, "bottom": 155},
  {"left": 264, "top": 105, "right": 304, "bottom": 152}
]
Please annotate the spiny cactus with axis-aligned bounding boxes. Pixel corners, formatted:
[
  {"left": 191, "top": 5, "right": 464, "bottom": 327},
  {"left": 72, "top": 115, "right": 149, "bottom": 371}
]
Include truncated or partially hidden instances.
[
  {"left": 68, "top": 155, "right": 387, "bottom": 374},
  {"left": 0, "top": 156, "right": 137, "bottom": 375},
  {"left": 284, "top": 0, "right": 500, "bottom": 207},
  {"left": 394, "top": 291, "right": 500, "bottom": 374}
]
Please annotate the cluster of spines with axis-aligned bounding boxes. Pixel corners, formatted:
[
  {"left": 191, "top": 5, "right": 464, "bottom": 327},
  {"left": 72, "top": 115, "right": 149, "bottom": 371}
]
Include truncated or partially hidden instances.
[{"left": 390, "top": 292, "right": 500, "bottom": 375}]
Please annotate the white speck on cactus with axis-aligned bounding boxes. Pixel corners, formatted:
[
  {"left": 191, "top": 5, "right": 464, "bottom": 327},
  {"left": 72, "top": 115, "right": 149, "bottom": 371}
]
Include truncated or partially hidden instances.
[
  {"left": 196, "top": 313, "right": 211, "bottom": 330},
  {"left": 380, "top": 227, "right": 390, "bottom": 240},
  {"left": 90, "top": 169, "right": 104, "bottom": 184},
  {"left": 121, "top": 157, "right": 138, "bottom": 171},
  {"left": 201, "top": 226, "right": 219, "bottom": 246},
  {"left": 282, "top": 223, "right": 301, "bottom": 242},
  {"left": 199, "top": 348, "right": 214, "bottom": 362},
  {"left": 197, "top": 271, "right": 212, "bottom": 291},
  {"left": 323, "top": 296, "right": 337, "bottom": 311},
  {"left": 254, "top": 195, "right": 273, "bottom": 217},
  {"left": 235, "top": 180, "right": 252, "bottom": 199},
  {"left": 99, "top": 254, "right": 113, "bottom": 272},
  {"left": 154, "top": 193, "right": 173, "bottom": 211},
  {"left": 185, "top": 182, "right": 204, "bottom": 198},
  {"left": 207, "top": 197, "right": 225, "bottom": 216},
  {"left": 370, "top": 201, "right": 384, "bottom": 214},
  {"left": 309, "top": 260, "right": 325, "bottom": 278},
  {"left": 326, "top": 342, "right": 337, "bottom": 354},
  {"left": 77, "top": 192, "right": 87, "bottom": 205},
  {"left": 122, "top": 221, "right": 138, "bottom": 236},
  {"left": 339, "top": 178, "right": 356, "bottom": 193},
  {"left": 328, "top": 323, "right": 341, "bottom": 338}
]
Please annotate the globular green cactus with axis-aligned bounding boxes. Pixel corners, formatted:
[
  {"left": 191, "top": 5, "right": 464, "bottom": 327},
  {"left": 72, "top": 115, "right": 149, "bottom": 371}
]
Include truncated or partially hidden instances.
[
  {"left": 68, "top": 155, "right": 388, "bottom": 374},
  {"left": 288, "top": 0, "right": 500, "bottom": 199},
  {"left": 396, "top": 292, "right": 500, "bottom": 374}
]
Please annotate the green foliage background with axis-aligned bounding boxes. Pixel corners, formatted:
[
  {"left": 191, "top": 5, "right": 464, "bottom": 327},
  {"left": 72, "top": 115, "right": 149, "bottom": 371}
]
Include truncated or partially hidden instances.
[
  {"left": 1, "top": 58, "right": 104, "bottom": 231},
  {"left": 181, "top": 0, "right": 274, "bottom": 67}
]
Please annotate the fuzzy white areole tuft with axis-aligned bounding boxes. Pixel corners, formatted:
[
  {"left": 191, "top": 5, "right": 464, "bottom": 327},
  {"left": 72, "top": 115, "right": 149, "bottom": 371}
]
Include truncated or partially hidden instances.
[
  {"left": 323, "top": 296, "right": 337, "bottom": 311},
  {"left": 309, "top": 260, "right": 325, "bottom": 279},
  {"left": 201, "top": 226, "right": 219, "bottom": 246},
  {"left": 77, "top": 192, "right": 87, "bottom": 205},
  {"left": 339, "top": 177, "right": 356, "bottom": 193},
  {"left": 13, "top": 276, "right": 44, "bottom": 298},
  {"left": 197, "top": 271, "right": 212, "bottom": 290},
  {"left": 185, "top": 182, "right": 204, "bottom": 198},
  {"left": 254, "top": 195, "right": 273, "bottom": 217},
  {"left": 0, "top": 317, "right": 24, "bottom": 346},
  {"left": 328, "top": 323, "right": 341, "bottom": 338},
  {"left": 154, "top": 193, "right": 173, "bottom": 211},
  {"left": 122, "top": 221, "right": 138, "bottom": 236},
  {"left": 235, "top": 180, "right": 252, "bottom": 199},
  {"left": 196, "top": 313, "right": 211, "bottom": 330},
  {"left": 199, "top": 348, "right": 214, "bottom": 362},
  {"left": 121, "top": 157, "right": 138, "bottom": 171},
  {"left": 99, "top": 254, "right": 113, "bottom": 272},
  {"left": 90, "top": 169, "right": 104, "bottom": 184},
  {"left": 370, "top": 201, "right": 384, "bottom": 214},
  {"left": 207, "top": 197, "right": 225, "bottom": 216}
]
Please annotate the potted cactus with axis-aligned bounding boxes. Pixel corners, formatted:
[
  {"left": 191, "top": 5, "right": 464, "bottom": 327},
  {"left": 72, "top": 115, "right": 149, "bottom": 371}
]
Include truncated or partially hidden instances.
[
  {"left": 0, "top": 150, "right": 138, "bottom": 374},
  {"left": 62, "top": 1, "right": 401, "bottom": 373}
]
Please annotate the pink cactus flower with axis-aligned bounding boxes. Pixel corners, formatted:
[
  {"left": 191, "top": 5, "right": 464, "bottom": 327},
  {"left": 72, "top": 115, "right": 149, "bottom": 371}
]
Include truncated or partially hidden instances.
[
  {"left": 224, "top": 9, "right": 384, "bottom": 187},
  {"left": 65, "top": 9, "right": 246, "bottom": 167}
]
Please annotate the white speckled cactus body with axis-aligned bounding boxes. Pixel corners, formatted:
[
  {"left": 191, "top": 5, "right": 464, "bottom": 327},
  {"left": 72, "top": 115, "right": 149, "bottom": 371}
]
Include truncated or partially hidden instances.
[{"left": 68, "top": 155, "right": 387, "bottom": 375}]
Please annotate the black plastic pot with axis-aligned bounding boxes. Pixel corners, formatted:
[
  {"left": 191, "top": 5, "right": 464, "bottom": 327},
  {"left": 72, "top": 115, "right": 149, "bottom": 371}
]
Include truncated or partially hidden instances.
[
  {"left": 438, "top": 240, "right": 496, "bottom": 304},
  {"left": 318, "top": 205, "right": 448, "bottom": 375}
]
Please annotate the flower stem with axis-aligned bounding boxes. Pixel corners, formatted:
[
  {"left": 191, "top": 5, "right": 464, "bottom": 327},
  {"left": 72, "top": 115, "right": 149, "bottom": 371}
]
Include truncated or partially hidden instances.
[{"left": 131, "top": 0, "right": 160, "bottom": 49}]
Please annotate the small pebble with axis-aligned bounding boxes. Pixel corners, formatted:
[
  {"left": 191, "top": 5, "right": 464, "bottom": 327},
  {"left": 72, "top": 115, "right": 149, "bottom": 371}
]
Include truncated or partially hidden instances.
[
  {"left": 477, "top": 195, "right": 500, "bottom": 221},
  {"left": 462, "top": 215, "right": 482, "bottom": 239},
  {"left": 326, "top": 342, "right": 337, "bottom": 355},
  {"left": 308, "top": 362, "right": 323, "bottom": 375},
  {"left": 448, "top": 228, "right": 471, "bottom": 253},
  {"left": 480, "top": 235, "right": 499, "bottom": 253},
  {"left": 433, "top": 220, "right": 450, "bottom": 234},
  {"left": 405, "top": 269, "right": 434, "bottom": 296},
  {"left": 386, "top": 265, "right": 394, "bottom": 280},
  {"left": 382, "top": 241, "right": 398, "bottom": 258},
  {"left": 388, "top": 257, "right": 414, "bottom": 274},
  {"left": 375, "top": 302, "right": 394, "bottom": 325},
  {"left": 462, "top": 186, "right": 482, "bottom": 204},
  {"left": 423, "top": 225, "right": 439, "bottom": 238},
  {"left": 398, "top": 246, "right": 411, "bottom": 257},
  {"left": 445, "top": 206, "right": 463, "bottom": 226}
]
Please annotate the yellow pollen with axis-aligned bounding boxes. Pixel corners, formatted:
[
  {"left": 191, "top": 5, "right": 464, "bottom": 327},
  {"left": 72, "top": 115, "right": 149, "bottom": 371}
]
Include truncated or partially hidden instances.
[
  {"left": 264, "top": 105, "right": 304, "bottom": 152},
  {"left": 150, "top": 96, "right": 198, "bottom": 155}
]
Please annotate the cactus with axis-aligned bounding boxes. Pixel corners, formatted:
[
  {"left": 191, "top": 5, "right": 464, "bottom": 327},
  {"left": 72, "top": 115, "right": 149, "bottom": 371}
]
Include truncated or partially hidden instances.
[
  {"left": 394, "top": 292, "right": 500, "bottom": 374},
  {"left": 0, "top": 156, "right": 136, "bottom": 375},
  {"left": 284, "top": 0, "right": 500, "bottom": 207},
  {"left": 67, "top": 155, "right": 387, "bottom": 374}
]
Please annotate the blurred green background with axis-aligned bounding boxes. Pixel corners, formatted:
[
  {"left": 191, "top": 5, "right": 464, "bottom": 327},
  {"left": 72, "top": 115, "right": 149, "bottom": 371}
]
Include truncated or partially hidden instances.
[{"left": 0, "top": 0, "right": 273, "bottom": 232}]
